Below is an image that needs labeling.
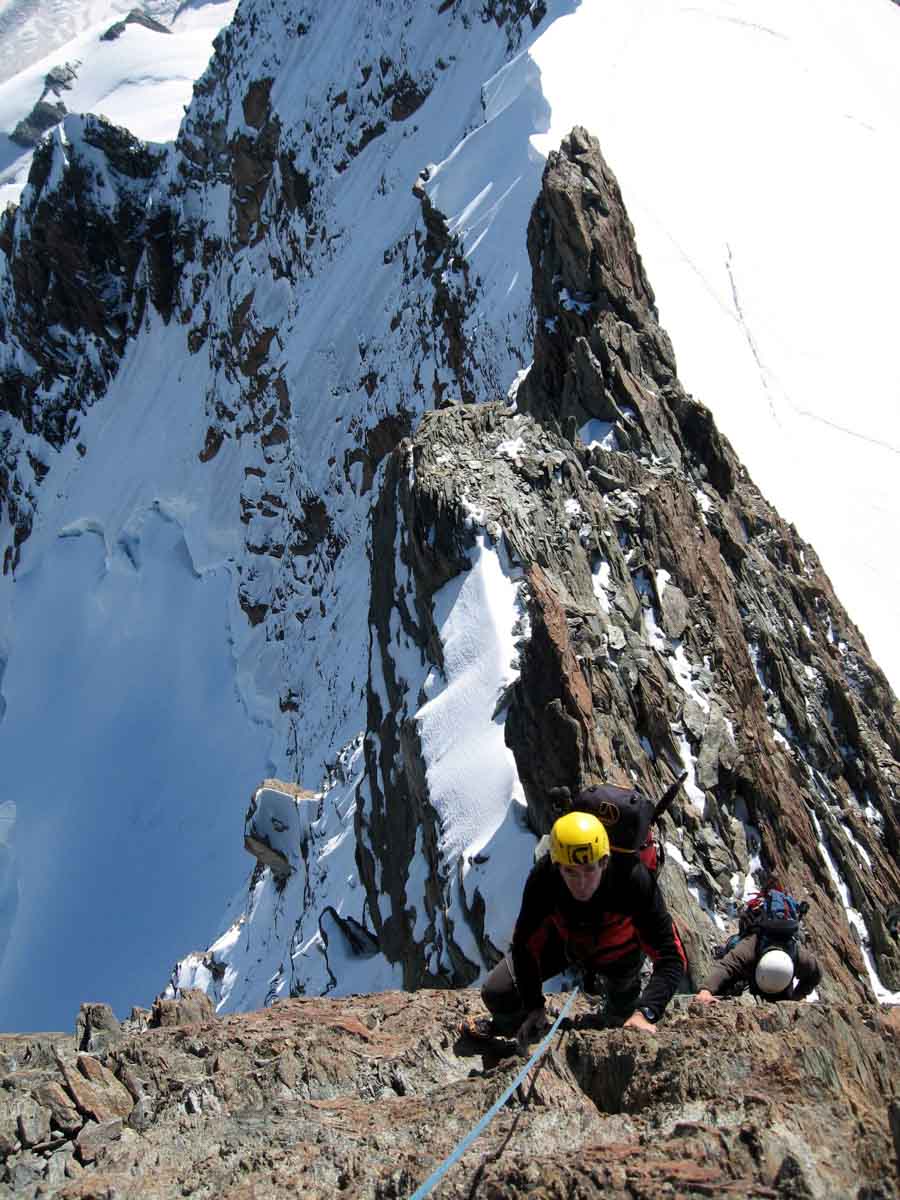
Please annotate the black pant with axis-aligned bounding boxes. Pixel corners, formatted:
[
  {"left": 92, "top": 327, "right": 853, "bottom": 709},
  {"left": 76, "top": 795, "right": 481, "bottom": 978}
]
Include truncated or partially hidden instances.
[{"left": 482, "top": 948, "right": 643, "bottom": 1034}]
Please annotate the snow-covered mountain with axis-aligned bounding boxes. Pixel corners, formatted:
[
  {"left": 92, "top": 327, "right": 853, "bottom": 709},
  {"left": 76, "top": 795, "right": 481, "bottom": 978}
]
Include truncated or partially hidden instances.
[
  {"left": 0, "top": 0, "right": 898, "bottom": 1033},
  {"left": 532, "top": 0, "right": 900, "bottom": 699},
  {"left": 0, "top": 0, "right": 236, "bottom": 206},
  {"left": 0, "top": 0, "right": 183, "bottom": 83}
]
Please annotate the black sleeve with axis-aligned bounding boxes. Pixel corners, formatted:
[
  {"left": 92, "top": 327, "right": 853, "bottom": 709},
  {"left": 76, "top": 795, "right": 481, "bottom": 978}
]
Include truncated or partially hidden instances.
[
  {"left": 629, "top": 867, "right": 688, "bottom": 1016},
  {"left": 509, "top": 859, "right": 553, "bottom": 1013}
]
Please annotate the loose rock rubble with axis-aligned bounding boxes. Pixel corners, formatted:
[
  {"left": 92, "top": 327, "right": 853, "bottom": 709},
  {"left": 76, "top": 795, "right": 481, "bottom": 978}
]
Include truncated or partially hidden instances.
[{"left": 0, "top": 989, "right": 897, "bottom": 1198}]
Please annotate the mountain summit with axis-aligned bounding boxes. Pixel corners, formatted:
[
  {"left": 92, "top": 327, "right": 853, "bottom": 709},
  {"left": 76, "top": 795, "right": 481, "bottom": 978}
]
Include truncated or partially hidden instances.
[{"left": 0, "top": 0, "right": 898, "bottom": 1044}]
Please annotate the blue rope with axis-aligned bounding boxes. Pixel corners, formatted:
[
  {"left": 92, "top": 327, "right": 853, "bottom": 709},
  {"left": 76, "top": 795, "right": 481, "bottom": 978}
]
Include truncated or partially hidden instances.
[{"left": 409, "top": 988, "right": 579, "bottom": 1200}]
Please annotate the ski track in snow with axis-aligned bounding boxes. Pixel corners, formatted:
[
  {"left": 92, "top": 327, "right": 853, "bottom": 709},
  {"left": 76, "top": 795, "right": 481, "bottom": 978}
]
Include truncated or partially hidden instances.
[
  {"left": 724, "top": 248, "right": 900, "bottom": 460},
  {"left": 788, "top": 410, "right": 900, "bottom": 458},
  {"left": 723, "top": 244, "right": 780, "bottom": 426},
  {"left": 680, "top": 8, "right": 789, "bottom": 40}
]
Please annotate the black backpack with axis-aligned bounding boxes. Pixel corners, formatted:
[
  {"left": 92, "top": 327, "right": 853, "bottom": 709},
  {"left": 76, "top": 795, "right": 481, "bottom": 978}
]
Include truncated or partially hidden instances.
[{"left": 573, "top": 774, "right": 687, "bottom": 875}]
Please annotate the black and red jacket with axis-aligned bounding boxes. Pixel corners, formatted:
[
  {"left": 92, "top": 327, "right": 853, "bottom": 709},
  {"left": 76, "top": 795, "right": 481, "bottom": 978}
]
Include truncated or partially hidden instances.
[{"left": 510, "top": 854, "right": 687, "bottom": 1015}]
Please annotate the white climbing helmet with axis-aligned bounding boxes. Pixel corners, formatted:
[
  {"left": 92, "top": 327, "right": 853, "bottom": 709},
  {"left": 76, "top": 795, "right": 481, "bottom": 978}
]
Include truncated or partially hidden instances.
[{"left": 754, "top": 948, "right": 795, "bottom": 995}]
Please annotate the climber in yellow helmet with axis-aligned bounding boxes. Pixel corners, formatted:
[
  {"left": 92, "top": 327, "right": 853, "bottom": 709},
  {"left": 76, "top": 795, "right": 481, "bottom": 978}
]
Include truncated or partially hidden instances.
[{"left": 468, "top": 811, "right": 686, "bottom": 1048}]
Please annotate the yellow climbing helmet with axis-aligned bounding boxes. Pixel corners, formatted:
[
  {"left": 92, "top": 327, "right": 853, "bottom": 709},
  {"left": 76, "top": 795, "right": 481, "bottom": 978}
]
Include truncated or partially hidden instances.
[{"left": 550, "top": 811, "right": 610, "bottom": 867}]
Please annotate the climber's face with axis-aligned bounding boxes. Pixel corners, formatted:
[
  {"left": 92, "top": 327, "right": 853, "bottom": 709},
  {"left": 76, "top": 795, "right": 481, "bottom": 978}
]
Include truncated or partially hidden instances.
[{"left": 559, "top": 859, "right": 606, "bottom": 901}]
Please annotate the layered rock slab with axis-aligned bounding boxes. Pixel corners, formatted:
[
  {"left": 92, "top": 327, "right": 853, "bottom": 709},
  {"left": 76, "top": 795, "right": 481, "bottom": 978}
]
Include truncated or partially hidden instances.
[{"left": 0, "top": 992, "right": 897, "bottom": 1197}]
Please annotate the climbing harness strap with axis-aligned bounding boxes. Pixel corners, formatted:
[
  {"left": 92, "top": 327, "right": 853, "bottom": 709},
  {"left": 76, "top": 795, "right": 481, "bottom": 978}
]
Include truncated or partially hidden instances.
[{"left": 409, "top": 987, "right": 579, "bottom": 1200}]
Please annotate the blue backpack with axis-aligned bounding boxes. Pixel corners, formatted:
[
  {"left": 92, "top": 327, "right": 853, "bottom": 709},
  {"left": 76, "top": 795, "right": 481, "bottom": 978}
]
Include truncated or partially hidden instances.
[
  {"left": 743, "top": 889, "right": 805, "bottom": 935},
  {"left": 715, "top": 888, "right": 809, "bottom": 965}
]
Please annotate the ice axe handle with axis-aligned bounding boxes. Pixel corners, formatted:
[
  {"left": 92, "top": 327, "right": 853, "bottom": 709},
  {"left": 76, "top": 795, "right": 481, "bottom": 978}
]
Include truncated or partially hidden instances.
[{"left": 653, "top": 772, "right": 688, "bottom": 822}]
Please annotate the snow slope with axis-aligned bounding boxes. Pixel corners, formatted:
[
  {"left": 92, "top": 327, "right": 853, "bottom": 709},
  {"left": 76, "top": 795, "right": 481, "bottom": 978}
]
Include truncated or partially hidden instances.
[
  {"left": 0, "top": 0, "right": 551, "bottom": 1030},
  {"left": 0, "top": 313, "right": 271, "bottom": 1031},
  {"left": 0, "top": 1, "right": 188, "bottom": 83},
  {"left": 0, "top": 0, "right": 236, "bottom": 207}
]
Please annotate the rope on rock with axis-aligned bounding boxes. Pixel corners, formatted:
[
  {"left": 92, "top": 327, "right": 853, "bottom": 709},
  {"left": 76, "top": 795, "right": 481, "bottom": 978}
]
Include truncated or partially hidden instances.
[{"left": 409, "top": 987, "right": 579, "bottom": 1200}]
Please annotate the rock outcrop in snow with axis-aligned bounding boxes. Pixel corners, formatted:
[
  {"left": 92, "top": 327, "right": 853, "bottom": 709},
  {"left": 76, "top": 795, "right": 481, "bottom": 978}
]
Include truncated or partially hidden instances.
[
  {"left": 0, "top": 114, "right": 172, "bottom": 569},
  {"left": 100, "top": 10, "right": 172, "bottom": 42}
]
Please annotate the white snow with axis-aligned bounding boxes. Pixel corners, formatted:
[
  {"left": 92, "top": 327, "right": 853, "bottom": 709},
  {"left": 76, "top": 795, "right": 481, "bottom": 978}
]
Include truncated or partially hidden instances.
[
  {"left": 694, "top": 488, "right": 713, "bottom": 515},
  {"left": 0, "top": 0, "right": 236, "bottom": 207},
  {"left": 863, "top": 796, "right": 885, "bottom": 836},
  {"left": 415, "top": 534, "right": 533, "bottom": 960},
  {"left": 844, "top": 822, "right": 873, "bottom": 870},
  {"left": 664, "top": 840, "right": 689, "bottom": 872},
  {"left": 676, "top": 735, "right": 707, "bottom": 816},
  {"left": 579, "top": 418, "right": 618, "bottom": 451},
  {"left": 0, "top": 493, "right": 270, "bottom": 1028},
  {"left": 678, "top": 857, "right": 727, "bottom": 931},
  {"left": 591, "top": 559, "right": 611, "bottom": 613},
  {"left": 634, "top": 570, "right": 666, "bottom": 653},
  {"left": 0, "top": 0, "right": 184, "bottom": 83},
  {"left": 495, "top": 436, "right": 526, "bottom": 461},
  {"left": 172, "top": 736, "right": 409, "bottom": 1013},
  {"left": 743, "top": 857, "right": 763, "bottom": 902},
  {"left": 559, "top": 286, "right": 591, "bottom": 314},
  {"left": 636, "top": 571, "right": 720, "bottom": 732},
  {"left": 809, "top": 808, "right": 900, "bottom": 1004},
  {"left": 0, "top": 310, "right": 278, "bottom": 1029},
  {"left": 670, "top": 641, "right": 711, "bottom": 715},
  {"left": 194, "top": 531, "right": 538, "bottom": 1007}
]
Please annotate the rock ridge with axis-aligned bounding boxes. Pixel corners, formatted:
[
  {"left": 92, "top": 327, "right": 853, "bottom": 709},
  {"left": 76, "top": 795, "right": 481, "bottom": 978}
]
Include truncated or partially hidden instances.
[
  {"left": 1, "top": 990, "right": 898, "bottom": 1197},
  {"left": 356, "top": 129, "right": 900, "bottom": 1001},
  {"left": 171, "top": 127, "right": 899, "bottom": 1025}
]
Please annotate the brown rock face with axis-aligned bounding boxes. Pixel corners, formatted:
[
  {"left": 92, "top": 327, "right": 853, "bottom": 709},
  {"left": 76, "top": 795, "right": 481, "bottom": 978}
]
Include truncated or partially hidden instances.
[
  {"left": 59, "top": 1056, "right": 133, "bottom": 1124},
  {"left": 148, "top": 989, "right": 215, "bottom": 1030},
  {"left": 0, "top": 992, "right": 897, "bottom": 1197},
  {"left": 513, "top": 128, "right": 900, "bottom": 997},
  {"left": 360, "top": 127, "right": 898, "bottom": 1002},
  {"left": 75, "top": 1004, "right": 122, "bottom": 1055}
]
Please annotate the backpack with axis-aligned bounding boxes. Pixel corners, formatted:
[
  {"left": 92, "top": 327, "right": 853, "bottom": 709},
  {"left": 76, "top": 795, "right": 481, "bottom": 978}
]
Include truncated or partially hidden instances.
[
  {"left": 714, "top": 887, "right": 810, "bottom": 978},
  {"left": 740, "top": 888, "right": 807, "bottom": 937},
  {"left": 536, "top": 774, "right": 686, "bottom": 873},
  {"left": 571, "top": 774, "right": 686, "bottom": 875}
]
